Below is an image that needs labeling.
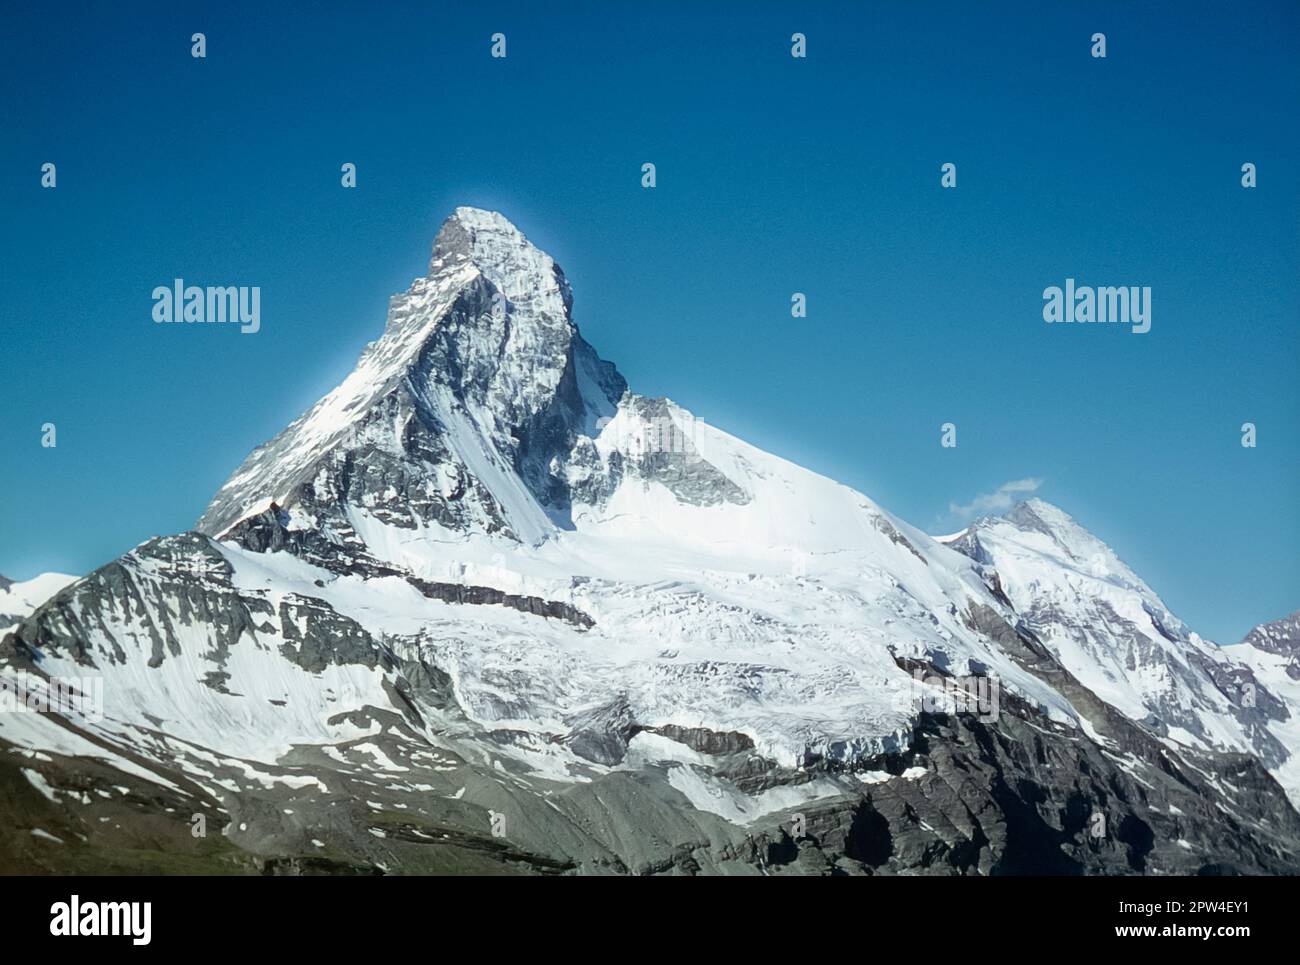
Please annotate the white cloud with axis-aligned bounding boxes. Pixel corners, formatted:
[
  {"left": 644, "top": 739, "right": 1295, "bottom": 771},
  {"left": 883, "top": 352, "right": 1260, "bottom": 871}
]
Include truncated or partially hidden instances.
[{"left": 948, "top": 477, "right": 1043, "bottom": 521}]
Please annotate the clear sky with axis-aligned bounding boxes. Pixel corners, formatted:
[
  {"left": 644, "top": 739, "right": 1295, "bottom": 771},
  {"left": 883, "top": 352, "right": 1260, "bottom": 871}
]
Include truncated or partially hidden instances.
[{"left": 1, "top": 1, "right": 1297, "bottom": 642}]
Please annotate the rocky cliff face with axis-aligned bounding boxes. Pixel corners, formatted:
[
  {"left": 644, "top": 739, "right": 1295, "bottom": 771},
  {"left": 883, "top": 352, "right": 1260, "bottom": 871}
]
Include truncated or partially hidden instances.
[{"left": 3, "top": 209, "right": 1297, "bottom": 875}]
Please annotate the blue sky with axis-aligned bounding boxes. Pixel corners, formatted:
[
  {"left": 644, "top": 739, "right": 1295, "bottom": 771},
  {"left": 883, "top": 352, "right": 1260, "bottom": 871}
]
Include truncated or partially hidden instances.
[{"left": 1, "top": 1, "right": 1296, "bottom": 642}]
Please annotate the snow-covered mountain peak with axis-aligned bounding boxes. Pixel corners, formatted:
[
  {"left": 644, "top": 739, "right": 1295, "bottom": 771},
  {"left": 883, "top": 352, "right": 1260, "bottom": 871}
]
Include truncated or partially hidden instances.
[
  {"left": 968, "top": 498, "right": 1194, "bottom": 643},
  {"left": 1002, "top": 498, "right": 1103, "bottom": 554},
  {"left": 199, "top": 207, "right": 627, "bottom": 542},
  {"left": 967, "top": 498, "right": 1152, "bottom": 598},
  {"left": 1003, "top": 497, "right": 1075, "bottom": 535},
  {"left": 426, "top": 206, "right": 572, "bottom": 315}
]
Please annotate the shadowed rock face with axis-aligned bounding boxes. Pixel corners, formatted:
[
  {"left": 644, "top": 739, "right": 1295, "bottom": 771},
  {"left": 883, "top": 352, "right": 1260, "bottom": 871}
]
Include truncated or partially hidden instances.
[{"left": 759, "top": 710, "right": 1300, "bottom": 877}]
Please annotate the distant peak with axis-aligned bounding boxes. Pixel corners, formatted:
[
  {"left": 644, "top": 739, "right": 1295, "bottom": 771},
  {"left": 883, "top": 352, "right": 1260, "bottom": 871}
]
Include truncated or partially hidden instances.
[
  {"left": 1241, "top": 610, "right": 1300, "bottom": 657},
  {"left": 990, "top": 498, "right": 1144, "bottom": 584},
  {"left": 994, "top": 499, "right": 1096, "bottom": 551},
  {"left": 1011, "top": 496, "right": 1061, "bottom": 515},
  {"left": 1004, "top": 497, "right": 1071, "bottom": 527}
]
